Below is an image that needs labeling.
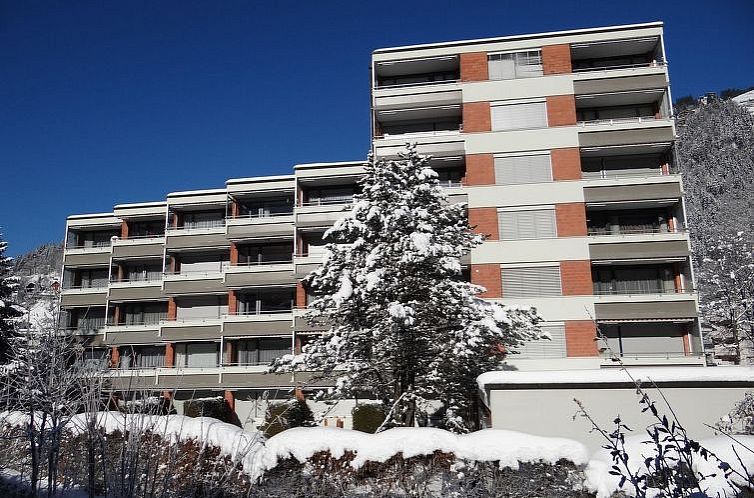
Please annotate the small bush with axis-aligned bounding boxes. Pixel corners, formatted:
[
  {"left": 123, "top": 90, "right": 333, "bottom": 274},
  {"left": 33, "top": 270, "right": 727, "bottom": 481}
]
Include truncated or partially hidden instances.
[
  {"left": 183, "top": 396, "right": 239, "bottom": 426},
  {"left": 352, "top": 404, "right": 387, "bottom": 433},
  {"left": 262, "top": 399, "right": 315, "bottom": 438}
]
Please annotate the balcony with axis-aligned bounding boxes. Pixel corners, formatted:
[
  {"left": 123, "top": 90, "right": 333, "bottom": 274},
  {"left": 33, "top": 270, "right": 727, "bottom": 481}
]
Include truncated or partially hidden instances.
[
  {"left": 162, "top": 269, "right": 227, "bottom": 295},
  {"left": 296, "top": 196, "right": 353, "bottom": 229},
  {"left": 60, "top": 282, "right": 108, "bottom": 307},
  {"left": 222, "top": 309, "right": 294, "bottom": 337},
  {"left": 224, "top": 260, "right": 295, "bottom": 288},
  {"left": 102, "top": 317, "right": 162, "bottom": 345},
  {"left": 109, "top": 274, "right": 164, "bottom": 301},
  {"left": 592, "top": 262, "right": 692, "bottom": 297},
  {"left": 160, "top": 317, "right": 223, "bottom": 341},
  {"left": 571, "top": 36, "right": 662, "bottom": 73},
  {"left": 373, "top": 55, "right": 459, "bottom": 89},
  {"left": 583, "top": 175, "right": 682, "bottom": 205},
  {"left": 225, "top": 212, "right": 294, "bottom": 241},
  {"left": 165, "top": 220, "right": 228, "bottom": 250},
  {"left": 112, "top": 235, "right": 166, "bottom": 259}
]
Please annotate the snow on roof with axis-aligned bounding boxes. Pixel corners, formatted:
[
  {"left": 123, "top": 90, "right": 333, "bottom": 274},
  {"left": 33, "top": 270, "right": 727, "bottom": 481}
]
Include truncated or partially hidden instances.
[
  {"left": 732, "top": 89, "right": 754, "bottom": 104},
  {"left": 477, "top": 366, "right": 754, "bottom": 390}
]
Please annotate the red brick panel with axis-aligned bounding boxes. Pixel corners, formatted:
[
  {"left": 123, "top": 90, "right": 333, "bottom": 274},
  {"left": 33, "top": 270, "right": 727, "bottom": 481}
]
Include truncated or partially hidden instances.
[
  {"left": 551, "top": 148, "right": 582, "bottom": 181},
  {"left": 468, "top": 207, "right": 499, "bottom": 240},
  {"left": 560, "top": 260, "right": 593, "bottom": 295},
  {"left": 110, "top": 347, "right": 120, "bottom": 368},
  {"left": 120, "top": 221, "right": 129, "bottom": 239},
  {"left": 565, "top": 320, "right": 599, "bottom": 357},
  {"left": 228, "top": 290, "right": 237, "bottom": 315},
  {"left": 167, "top": 298, "right": 177, "bottom": 320},
  {"left": 225, "top": 340, "right": 234, "bottom": 364},
  {"left": 463, "top": 102, "right": 491, "bottom": 133},
  {"left": 542, "top": 44, "right": 572, "bottom": 75},
  {"left": 471, "top": 264, "right": 502, "bottom": 298},
  {"left": 224, "top": 390, "right": 236, "bottom": 411},
  {"left": 230, "top": 242, "right": 239, "bottom": 265},
  {"left": 465, "top": 153, "right": 495, "bottom": 186},
  {"left": 555, "top": 203, "right": 587, "bottom": 237},
  {"left": 546, "top": 95, "right": 576, "bottom": 127},
  {"left": 460, "top": 52, "right": 489, "bottom": 81},
  {"left": 296, "top": 280, "right": 307, "bottom": 308},
  {"left": 165, "top": 343, "right": 175, "bottom": 368}
]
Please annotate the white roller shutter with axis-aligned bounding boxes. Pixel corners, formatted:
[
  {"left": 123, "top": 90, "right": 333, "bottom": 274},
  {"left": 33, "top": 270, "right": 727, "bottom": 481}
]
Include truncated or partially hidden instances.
[
  {"left": 498, "top": 208, "right": 556, "bottom": 240},
  {"left": 491, "top": 102, "right": 547, "bottom": 131},
  {"left": 514, "top": 323, "right": 567, "bottom": 358},
  {"left": 501, "top": 266, "right": 562, "bottom": 297},
  {"left": 494, "top": 154, "right": 552, "bottom": 185}
]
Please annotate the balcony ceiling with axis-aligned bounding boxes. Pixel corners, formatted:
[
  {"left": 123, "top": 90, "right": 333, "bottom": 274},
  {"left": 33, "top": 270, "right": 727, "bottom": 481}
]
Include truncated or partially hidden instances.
[
  {"left": 586, "top": 199, "right": 679, "bottom": 210},
  {"left": 581, "top": 142, "right": 672, "bottom": 157},
  {"left": 571, "top": 36, "right": 659, "bottom": 59},
  {"left": 576, "top": 89, "right": 665, "bottom": 107},
  {"left": 375, "top": 56, "right": 458, "bottom": 77},
  {"left": 375, "top": 104, "right": 461, "bottom": 122}
]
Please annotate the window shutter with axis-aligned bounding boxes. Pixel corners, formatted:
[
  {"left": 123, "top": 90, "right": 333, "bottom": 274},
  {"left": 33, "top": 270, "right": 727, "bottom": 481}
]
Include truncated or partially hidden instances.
[
  {"left": 515, "top": 323, "right": 566, "bottom": 358},
  {"left": 501, "top": 266, "right": 562, "bottom": 297},
  {"left": 498, "top": 209, "right": 556, "bottom": 240},
  {"left": 494, "top": 154, "right": 552, "bottom": 185},
  {"left": 491, "top": 102, "right": 547, "bottom": 131}
]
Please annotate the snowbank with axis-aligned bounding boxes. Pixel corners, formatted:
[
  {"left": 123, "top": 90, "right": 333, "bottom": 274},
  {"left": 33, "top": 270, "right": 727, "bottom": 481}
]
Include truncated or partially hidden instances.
[
  {"left": 261, "top": 426, "right": 588, "bottom": 474},
  {"left": 584, "top": 434, "right": 754, "bottom": 497},
  {"left": 477, "top": 366, "right": 754, "bottom": 390}
]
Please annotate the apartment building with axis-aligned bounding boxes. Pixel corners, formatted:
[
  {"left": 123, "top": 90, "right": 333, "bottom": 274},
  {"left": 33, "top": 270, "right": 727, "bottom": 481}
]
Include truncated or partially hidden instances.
[{"left": 60, "top": 22, "right": 701, "bottom": 428}]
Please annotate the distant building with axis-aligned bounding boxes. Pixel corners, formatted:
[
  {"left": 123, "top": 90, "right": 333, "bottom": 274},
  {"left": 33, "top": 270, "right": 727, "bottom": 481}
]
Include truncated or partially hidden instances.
[{"left": 732, "top": 89, "right": 754, "bottom": 116}]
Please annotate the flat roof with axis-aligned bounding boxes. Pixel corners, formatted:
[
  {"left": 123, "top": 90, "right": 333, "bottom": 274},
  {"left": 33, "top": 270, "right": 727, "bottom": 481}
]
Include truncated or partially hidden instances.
[
  {"left": 294, "top": 160, "right": 365, "bottom": 170},
  {"left": 373, "top": 21, "right": 663, "bottom": 55},
  {"left": 226, "top": 174, "right": 295, "bottom": 185},
  {"left": 113, "top": 201, "right": 166, "bottom": 209},
  {"left": 67, "top": 212, "right": 116, "bottom": 220},
  {"left": 166, "top": 188, "right": 227, "bottom": 197}
]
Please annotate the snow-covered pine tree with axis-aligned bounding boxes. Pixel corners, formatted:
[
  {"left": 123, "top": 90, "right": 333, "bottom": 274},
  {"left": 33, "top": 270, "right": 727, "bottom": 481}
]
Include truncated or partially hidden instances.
[
  {"left": 696, "top": 231, "right": 754, "bottom": 364},
  {"left": 0, "top": 233, "right": 23, "bottom": 363},
  {"left": 273, "top": 145, "right": 542, "bottom": 432}
]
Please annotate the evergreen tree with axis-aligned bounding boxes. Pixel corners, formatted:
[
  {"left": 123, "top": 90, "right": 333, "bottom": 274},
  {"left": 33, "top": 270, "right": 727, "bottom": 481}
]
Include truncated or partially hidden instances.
[
  {"left": 0, "top": 233, "right": 23, "bottom": 363},
  {"left": 274, "top": 145, "right": 542, "bottom": 432}
]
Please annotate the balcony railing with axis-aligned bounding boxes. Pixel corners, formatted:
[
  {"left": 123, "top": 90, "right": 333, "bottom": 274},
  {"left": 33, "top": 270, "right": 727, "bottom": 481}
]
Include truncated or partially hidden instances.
[
  {"left": 375, "top": 126, "right": 463, "bottom": 139},
  {"left": 232, "top": 258, "right": 293, "bottom": 266},
  {"left": 573, "top": 61, "right": 666, "bottom": 73},
  {"left": 577, "top": 115, "right": 665, "bottom": 127},
  {"left": 375, "top": 78, "right": 459, "bottom": 90},
  {"left": 587, "top": 226, "right": 686, "bottom": 236},
  {"left": 66, "top": 240, "right": 112, "bottom": 249},
  {"left": 62, "top": 282, "right": 109, "bottom": 290},
  {"left": 163, "top": 268, "right": 227, "bottom": 277},
  {"left": 299, "top": 197, "right": 354, "bottom": 207},
  {"left": 581, "top": 169, "right": 674, "bottom": 180},
  {"left": 599, "top": 351, "right": 702, "bottom": 360},
  {"left": 226, "top": 210, "right": 293, "bottom": 220},
  {"left": 115, "top": 233, "right": 166, "bottom": 240},
  {"left": 227, "top": 308, "right": 294, "bottom": 317},
  {"left": 593, "top": 286, "right": 694, "bottom": 296},
  {"left": 166, "top": 220, "right": 225, "bottom": 231},
  {"left": 106, "top": 318, "right": 166, "bottom": 327}
]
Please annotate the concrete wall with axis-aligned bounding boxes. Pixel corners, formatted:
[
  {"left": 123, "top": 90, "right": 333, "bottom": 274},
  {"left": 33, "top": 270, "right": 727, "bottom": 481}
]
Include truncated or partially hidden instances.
[{"left": 487, "top": 385, "right": 750, "bottom": 452}]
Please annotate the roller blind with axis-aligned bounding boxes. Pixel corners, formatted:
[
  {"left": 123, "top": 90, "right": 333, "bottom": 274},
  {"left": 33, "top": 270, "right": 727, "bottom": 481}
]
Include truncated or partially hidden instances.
[
  {"left": 498, "top": 208, "right": 556, "bottom": 240},
  {"left": 502, "top": 266, "right": 562, "bottom": 297},
  {"left": 514, "top": 323, "right": 566, "bottom": 358},
  {"left": 491, "top": 102, "right": 547, "bottom": 131},
  {"left": 494, "top": 154, "right": 552, "bottom": 185}
]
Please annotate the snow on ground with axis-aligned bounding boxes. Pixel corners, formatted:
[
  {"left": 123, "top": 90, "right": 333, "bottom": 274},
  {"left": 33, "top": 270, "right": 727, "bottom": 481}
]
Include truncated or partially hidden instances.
[
  {"left": 477, "top": 366, "right": 754, "bottom": 390},
  {"left": 583, "top": 433, "right": 754, "bottom": 497}
]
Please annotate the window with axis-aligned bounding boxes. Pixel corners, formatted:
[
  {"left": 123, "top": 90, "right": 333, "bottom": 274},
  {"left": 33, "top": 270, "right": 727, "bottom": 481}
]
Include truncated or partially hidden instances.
[
  {"left": 377, "top": 70, "right": 458, "bottom": 87},
  {"left": 125, "top": 263, "right": 162, "bottom": 281},
  {"left": 235, "top": 338, "right": 291, "bottom": 365},
  {"left": 304, "top": 185, "right": 356, "bottom": 206},
  {"left": 175, "top": 342, "right": 219, "bottom": 368},
  {"left": 239, "top": 197, "right": 293, "bottom": 217},
  {"left": 70, "top": 230, "right": 118, "bottom": 248},
  {"left": 494, "top": 154, "right": 552, "bottom": 185},
  {"left": 592, "top": 265, "right": 676, "bottom": 295},
  {"left": 120, "top": 346, "right": 165, "bottom": 369},
  {"left": 577, "top": 104, "right": 655, "bottom": 122},
  {"left": 238, "top": 243, "right": 293, "bottom": 264},
  {"left": 69, "top": 268, "right": 108, "bottom": 289},
  {"left": 600, "top": 323, "right": 685, "bottom": 357},
  {"left": 380, "top": 119, "right": 461, "bottom": 136},
  {"left": 491, "top": 102, "right": 547, "bottom": 131},
  {"left": 488, "top": 51, "right": 543, "bottom": 80},
  {"left": 182, "top": 211, "right": 224, "bottom": 229},
  {"left": 121, "top": 303, "right": 168, "bottom": 325},
  {"left": 581, "top": 154, "right": 664, "bottom": 179},
  {"left": 501, "top": 266, "right": 562, "bottom": 297},
  {"left": 514, "top": 323, "right": 566, "bottom": 358},
  {"left": 434, "top": 168, "right": 465, "bottom": 187},
  {"left": 128, "top": 220, "right": 164, "bottom": 237},
  {"left": 237, "top": 290, "right": 294, "bottom": 314},
  {"left": 498, "top": 208, "right": 557, "bottom": 240}
]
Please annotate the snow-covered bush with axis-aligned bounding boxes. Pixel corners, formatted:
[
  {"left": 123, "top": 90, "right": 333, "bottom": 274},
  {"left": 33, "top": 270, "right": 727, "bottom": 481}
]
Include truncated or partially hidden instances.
[
  {"left": 352, "top": 404, "right": 388, "bottom": 433},
  {"left": 184, "top": 396, "right": 239, "bottom": 426},
  {"left": 261, "top": 399, "right": 315, "bottom": 438}
]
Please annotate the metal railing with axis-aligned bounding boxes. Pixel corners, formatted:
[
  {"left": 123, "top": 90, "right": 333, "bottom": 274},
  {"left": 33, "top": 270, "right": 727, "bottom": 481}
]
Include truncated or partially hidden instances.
[
  {"left": 111, "top": 274, "right": 163, "bottom": 283},
  {"left": 573, "top": 61, "right": 666, "bottom": 73},
  {"left": 106, "top": 318, "right": 166, "bottom": 327},
  {"left": 166, "top": 220, "right": 226, "bottom": 231},
  {"left": 375, "top": 127, "right": 463, "bottom": 140},
  {"left": 577, "top": 116, "right": 666, "bottom": 127},
  {"left": 581, "top": 169, "right": 674, "bottom": 180},
  {"left": 600, "top": 351, "right": 703, "bottom": 360},
  {"left": 65, "top": 241, "right": 112, "bottom": 249},
  {"left": 226, "top": 309, "right": 294, "bottom": 317},
  {"left": 593, "top": 286, "right": 695, "bottom": 296},
  {"left": 299, "top": 198, "right": 354, "bottom": 207},
  {"left": 163, "top": 268, "right": 226, "bottom": 277},
  {"left": 232, "top": 258, "right": 293, "bottom": 267},
  {"left": 375, "top": 78, "right": 460, "bottom": 90},
  {"left": 115, "top": 233, "right": 165, "bottom": 241},
  {"left": 587, "top": 226, "right": 686, "bottom": 236},
  {"left": 226, "top": 210, "right": 294, "bottom": 220},
  {"left": 62, "top": 282, "right": 109, "bottom": 290}
]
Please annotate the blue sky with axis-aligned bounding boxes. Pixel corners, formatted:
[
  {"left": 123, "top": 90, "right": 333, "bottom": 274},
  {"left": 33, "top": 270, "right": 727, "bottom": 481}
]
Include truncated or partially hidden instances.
[{"left": 1, "top": 0, "right": 752, "bottom": 255}]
